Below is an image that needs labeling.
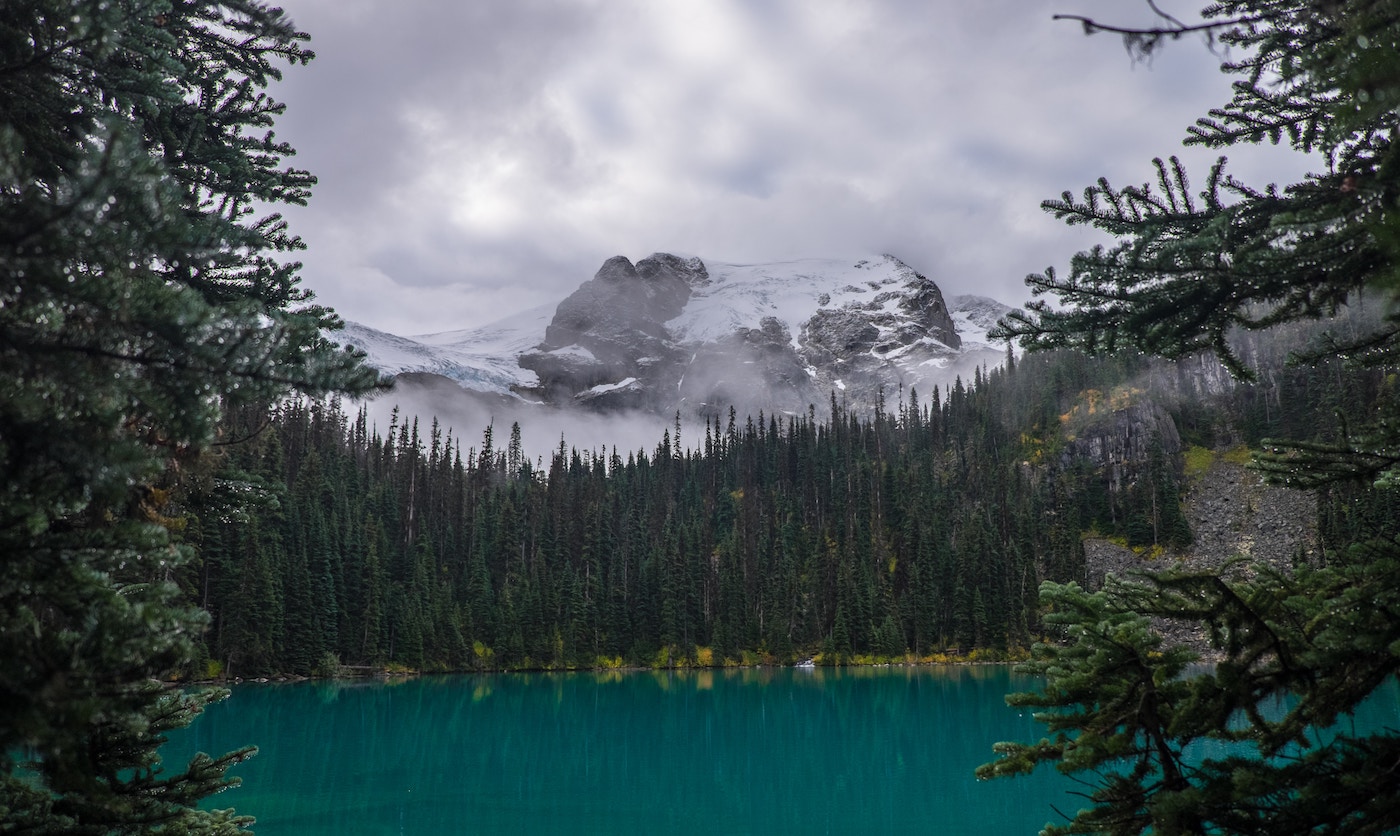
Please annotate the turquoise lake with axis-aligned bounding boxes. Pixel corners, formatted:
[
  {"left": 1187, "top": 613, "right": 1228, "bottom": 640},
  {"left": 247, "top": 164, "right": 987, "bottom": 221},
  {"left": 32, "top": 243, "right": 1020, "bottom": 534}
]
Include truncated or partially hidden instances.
[
  {"left": 164, "top": 666, "right": 1075, "bottom": 834},
  {"left": 164, "top": 666, "right": 1400, "bottom": 834}
]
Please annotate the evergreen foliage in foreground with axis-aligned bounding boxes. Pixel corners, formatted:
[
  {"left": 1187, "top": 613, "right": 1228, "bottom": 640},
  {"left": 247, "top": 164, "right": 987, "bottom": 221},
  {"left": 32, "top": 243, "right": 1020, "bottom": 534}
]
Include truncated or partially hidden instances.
[
  {"left": 982, "top": 2, "right": 1400, "bottom": 833},
  {"left": 0, "top": 1, "right": 376, "bottom": 831}
]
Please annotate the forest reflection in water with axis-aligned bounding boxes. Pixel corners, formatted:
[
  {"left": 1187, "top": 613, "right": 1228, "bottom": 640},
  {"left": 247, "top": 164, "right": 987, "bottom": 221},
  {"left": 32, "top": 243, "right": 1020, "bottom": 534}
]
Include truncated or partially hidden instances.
[{"left": 165, "top": 665, "right": 1088, "bottom": 835}]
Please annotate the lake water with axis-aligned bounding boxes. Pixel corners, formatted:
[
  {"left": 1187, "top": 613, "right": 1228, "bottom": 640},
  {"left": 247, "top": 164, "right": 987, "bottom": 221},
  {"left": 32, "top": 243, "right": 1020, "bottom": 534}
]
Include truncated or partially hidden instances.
[{"left": 161, "top": 666, "right": 1081, "bottom": 834}]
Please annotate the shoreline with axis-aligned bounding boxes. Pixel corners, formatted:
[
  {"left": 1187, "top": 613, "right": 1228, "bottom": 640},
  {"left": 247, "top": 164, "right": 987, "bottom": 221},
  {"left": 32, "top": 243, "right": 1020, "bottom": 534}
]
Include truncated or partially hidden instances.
[{"left": 186, "top": 651, "right": 1034, "bottom": 686}]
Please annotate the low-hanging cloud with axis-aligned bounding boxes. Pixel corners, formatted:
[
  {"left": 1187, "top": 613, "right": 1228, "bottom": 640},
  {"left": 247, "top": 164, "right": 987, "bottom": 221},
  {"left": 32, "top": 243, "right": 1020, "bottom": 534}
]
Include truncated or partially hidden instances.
[{"left": 357, "top": 376, "right": 701, "bottom": 470}]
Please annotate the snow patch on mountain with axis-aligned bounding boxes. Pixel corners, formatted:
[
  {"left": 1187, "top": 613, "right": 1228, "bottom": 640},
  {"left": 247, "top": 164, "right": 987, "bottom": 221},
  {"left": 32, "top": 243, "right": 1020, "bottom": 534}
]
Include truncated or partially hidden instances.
[
  {"left": 668, "top": 257, "right": 890, "bottom": 344},
  {"left": 949, "top": 294, "right": 1016, "bottom": 353},
  {"left": 589, "top": 377, "right": 639, "bottom": 394},
  {"left": 339, "top": 304, "right": 552, "bottom": 393}
]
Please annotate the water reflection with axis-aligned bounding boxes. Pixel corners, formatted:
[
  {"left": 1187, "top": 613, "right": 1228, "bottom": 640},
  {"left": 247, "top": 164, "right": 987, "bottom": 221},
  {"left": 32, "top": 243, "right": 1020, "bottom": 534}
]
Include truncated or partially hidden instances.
[{"left": 169, "top": 666, "right": 1076, "bottom": 835}]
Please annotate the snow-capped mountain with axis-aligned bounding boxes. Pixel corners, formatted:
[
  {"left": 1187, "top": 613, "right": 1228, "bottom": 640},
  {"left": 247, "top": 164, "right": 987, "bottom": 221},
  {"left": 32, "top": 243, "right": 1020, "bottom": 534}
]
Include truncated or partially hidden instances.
[{"left": 340, "top": 254, "right": 1013, "bottom": 419}]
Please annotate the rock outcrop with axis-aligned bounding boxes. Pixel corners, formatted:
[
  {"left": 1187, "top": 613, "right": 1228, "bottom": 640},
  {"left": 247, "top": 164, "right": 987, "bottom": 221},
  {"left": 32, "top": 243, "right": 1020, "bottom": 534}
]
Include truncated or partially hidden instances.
[
  {"left": 678, "top": 317, "right": 820, "bottom": 416},
  {"left": 519, "top": 254, "right": 706, "bottom": 403},
  {"left": 1060, "top": 399, "right": 1182, "bottom": 493}
]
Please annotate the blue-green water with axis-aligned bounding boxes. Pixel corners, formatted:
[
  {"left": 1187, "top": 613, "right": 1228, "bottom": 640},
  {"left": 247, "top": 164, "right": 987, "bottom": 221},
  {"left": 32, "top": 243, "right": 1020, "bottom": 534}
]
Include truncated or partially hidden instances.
[{"left": 162, "top": 666, "right": 1075, "bottom": 835}]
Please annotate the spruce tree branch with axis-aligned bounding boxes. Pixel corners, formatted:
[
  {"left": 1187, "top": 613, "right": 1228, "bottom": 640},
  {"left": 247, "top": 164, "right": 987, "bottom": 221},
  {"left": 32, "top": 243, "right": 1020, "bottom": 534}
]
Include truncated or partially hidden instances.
[
  {"left": 1051, "top": 13, "right": 1272, "bottom": 38},
  {"left": 2, "top": 136, "right": 122, "bottom": 248},
  {"left": 211, "top": 416, "right": 273, "bottom": 447},
  {"left": 0, "top": 34, "right": 98, "bottom": 78},
  {"left": 2, "top": 333, "right": 333, "bottom": 391}
]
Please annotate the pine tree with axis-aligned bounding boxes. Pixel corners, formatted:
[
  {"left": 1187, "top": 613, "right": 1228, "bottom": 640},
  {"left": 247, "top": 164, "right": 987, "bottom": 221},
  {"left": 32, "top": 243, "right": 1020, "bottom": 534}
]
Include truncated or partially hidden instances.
[
  {"left": 1, "top": 1, "right": 376, "bottom": 830},
  {"left": 982, "top": 4, "right": 1400, "bottom": 833}
]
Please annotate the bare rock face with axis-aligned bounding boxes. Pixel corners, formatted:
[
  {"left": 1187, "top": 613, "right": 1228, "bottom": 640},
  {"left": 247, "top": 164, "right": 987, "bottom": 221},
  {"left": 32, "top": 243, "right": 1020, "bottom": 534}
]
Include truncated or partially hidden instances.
[
  {"left": 519, "top": 254, "right": 707, "bottom": 406},
  {"left": 804, "top": 309, "right": 880, "bottom": 356},
  {"left": 679, "top": 317, "right": 820, "bottom": 418},
  {"left": 540, "top": 253, "right": 702, "bottom": 350},
  {"left": 895, "top": 270, "right": 961, "bottom": 352},
  {"left": 1060, "top": 400, "right": 1183, "bottom": 492}
]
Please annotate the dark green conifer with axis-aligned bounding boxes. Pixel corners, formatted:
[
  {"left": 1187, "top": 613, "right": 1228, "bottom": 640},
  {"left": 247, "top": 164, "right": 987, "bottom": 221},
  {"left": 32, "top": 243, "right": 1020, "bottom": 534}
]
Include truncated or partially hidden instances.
[
  {"left": 1, "top": 1, "right": 376, "bottom": 829},
  {"left": 983, "top": 3, "right": 1400, "bottom": 833}
]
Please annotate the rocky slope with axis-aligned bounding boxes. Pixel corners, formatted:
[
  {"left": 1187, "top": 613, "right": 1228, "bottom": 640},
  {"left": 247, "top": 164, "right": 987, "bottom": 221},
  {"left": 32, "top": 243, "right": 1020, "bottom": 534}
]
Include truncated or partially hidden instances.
[
  {"left": 1084, "top": 455, "right": 1319, "bottom": 586},
  {"left": 1032, "top": 365, "right": 1321, "bottom": 656},
  {"left": 1081, "top": 451, "right": 1319, "bottom": 655}
]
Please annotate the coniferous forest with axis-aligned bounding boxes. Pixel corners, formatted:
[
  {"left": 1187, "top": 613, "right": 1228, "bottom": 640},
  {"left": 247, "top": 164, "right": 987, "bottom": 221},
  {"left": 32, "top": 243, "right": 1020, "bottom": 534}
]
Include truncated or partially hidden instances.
[{"left": 175, "top": 343, "right": 1382, "bottom": 677}]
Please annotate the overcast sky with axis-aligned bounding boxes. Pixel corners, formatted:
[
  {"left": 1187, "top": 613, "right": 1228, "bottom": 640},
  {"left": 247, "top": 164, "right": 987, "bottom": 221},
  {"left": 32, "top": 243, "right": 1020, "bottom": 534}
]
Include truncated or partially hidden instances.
[{"left": 266, "top": 0, "right": 1312, "bottom": 336}]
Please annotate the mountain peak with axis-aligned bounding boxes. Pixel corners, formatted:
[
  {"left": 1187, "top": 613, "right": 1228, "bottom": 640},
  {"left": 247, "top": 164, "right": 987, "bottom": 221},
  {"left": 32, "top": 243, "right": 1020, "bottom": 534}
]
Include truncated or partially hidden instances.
[{"left": 342, "top": 253, "right": 1011, "bottom": 418}]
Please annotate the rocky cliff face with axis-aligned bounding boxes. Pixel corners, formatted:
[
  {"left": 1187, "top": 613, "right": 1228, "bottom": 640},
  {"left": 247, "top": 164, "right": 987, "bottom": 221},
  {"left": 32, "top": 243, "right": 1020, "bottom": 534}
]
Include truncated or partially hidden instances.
[
  {"left": 1060, "top": 399, "right": 1182, "bottom": 493},
  {"left": 519, "top": 253, "right": 705, "bottom": 405},
  {"left": 1054, "top": 373, "right": 1322, "bottom": 657}
]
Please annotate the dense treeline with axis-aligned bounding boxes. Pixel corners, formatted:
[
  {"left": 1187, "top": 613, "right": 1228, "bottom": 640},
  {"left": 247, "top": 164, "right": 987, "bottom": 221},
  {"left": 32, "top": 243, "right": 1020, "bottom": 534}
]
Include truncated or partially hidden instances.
[{"left": 180, "top": 349, "right": 1215, "bottom": 676}]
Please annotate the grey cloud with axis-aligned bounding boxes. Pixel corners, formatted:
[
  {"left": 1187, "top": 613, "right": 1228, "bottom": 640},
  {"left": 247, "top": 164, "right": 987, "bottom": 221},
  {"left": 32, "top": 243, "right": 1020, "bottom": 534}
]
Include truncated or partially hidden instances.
[
  {"left": 367, "top": 233, "right": 584, "bottom": 294},
  {"left": 267, "top": 0, "right": 1313, "bottom": 336},
  {"left": 275, "top": 0, "right": 597, "bottom": 203}
]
